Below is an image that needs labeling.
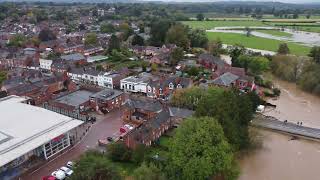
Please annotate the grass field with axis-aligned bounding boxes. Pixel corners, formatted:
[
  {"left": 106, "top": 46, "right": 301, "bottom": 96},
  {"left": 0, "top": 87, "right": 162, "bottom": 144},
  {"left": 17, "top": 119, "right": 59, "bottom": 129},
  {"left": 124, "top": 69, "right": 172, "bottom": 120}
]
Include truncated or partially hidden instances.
[
  {"left": 207, "top": 32, "right": 311, "bottom": 56},
  {"left": 256, "top": 30, "right": 292, "bottom": 37},
  {"left": 182, "top": 20, "right": 266, "bottom": 30}
]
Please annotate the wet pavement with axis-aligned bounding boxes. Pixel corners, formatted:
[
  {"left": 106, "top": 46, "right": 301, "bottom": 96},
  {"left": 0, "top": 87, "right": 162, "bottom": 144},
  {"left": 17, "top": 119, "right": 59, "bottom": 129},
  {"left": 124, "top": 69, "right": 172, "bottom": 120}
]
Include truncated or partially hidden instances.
[{"left": 19, "top": 109, "right": 123, "bottom": 180}]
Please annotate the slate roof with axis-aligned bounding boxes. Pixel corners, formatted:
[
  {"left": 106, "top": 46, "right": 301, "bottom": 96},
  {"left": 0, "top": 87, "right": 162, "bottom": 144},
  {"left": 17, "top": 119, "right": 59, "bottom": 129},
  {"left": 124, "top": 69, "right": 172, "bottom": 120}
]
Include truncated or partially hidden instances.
[
  {"left": 61, "top": 53, "right": 85, "bottom": 62},
  {"left": 125, "top": 98, "right": 163, "bottom": 112},
  {"left": 212, "top": 72, "right": 239, "bottom": 86},
  {"left": 90, "top": 89, "right": 123, "bottom": 101},
  {"left": 169, "top": 107, "right": 194, "bottom": 119}
]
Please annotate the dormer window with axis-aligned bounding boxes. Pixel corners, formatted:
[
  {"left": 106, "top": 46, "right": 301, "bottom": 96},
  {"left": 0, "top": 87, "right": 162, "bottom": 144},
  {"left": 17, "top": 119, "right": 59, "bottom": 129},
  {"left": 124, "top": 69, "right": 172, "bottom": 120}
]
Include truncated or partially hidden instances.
[
  {"left": 169, "top": 82, "right": 174, "bottom": 90},
  {"left": 177, "top": 84, "right": 182, "bottom": 89}
]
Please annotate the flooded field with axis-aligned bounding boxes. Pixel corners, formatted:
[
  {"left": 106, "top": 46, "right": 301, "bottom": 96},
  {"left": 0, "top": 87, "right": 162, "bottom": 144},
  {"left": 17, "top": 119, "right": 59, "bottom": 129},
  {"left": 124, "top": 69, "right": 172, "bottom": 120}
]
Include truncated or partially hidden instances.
[{"left": 240, "top": 79, "right": 320, "bottom": 180}]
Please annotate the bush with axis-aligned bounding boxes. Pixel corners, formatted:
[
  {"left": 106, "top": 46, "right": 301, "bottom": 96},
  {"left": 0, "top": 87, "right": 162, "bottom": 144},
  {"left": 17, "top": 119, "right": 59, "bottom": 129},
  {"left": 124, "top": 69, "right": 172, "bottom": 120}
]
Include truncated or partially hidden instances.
[{"left": 131, "top": 144, "right": 147, "bottom": 165}]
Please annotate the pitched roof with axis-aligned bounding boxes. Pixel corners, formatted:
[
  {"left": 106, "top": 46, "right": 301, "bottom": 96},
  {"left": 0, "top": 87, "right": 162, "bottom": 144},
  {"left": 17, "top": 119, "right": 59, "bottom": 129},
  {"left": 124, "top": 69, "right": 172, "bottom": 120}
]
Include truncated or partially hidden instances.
[{"left": 212, "top": 72, "right": 239, "bottom": 86}]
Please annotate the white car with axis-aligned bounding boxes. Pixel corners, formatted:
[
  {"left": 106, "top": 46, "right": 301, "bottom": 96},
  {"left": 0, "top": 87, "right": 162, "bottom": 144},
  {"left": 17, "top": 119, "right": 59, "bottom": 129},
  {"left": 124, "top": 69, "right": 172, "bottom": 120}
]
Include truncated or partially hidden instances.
[
  {"left": 66, "top": 161, "right": 74, "bottom": 169},
  {"left": 60, "top": 166, "right": 73, "bottom": 176},
  {"left": 51, "top": 170, "right": 66, "bottom": 180}
]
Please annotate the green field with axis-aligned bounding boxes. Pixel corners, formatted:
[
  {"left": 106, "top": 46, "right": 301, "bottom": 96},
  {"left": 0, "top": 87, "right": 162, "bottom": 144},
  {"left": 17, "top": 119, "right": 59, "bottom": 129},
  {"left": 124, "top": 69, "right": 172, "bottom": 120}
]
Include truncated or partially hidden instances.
[
  {"left": 182, "top": 20, "right": 266, "bottom": 30},
  {"left": 256, "top": 30, "right": 292, "bottom": 37},
  {"left": 207, "top": 32, "right": 311, "bottom": 56}
]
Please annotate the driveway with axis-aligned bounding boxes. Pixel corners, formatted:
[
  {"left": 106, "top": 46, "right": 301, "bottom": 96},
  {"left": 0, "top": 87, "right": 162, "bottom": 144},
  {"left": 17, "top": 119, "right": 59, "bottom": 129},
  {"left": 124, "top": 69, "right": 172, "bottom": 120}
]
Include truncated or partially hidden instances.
[{"left": 19, "top": 110, "right": 123, "bottom": 180}]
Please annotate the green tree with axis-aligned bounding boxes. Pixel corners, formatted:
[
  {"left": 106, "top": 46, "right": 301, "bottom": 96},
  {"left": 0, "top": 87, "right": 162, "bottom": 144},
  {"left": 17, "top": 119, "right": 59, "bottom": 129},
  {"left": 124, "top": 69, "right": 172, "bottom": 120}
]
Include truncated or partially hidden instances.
[
  {"left": 167, "top": 117, "right": 238, "bottom": 180},
  {"left": 0, "top": 71, "right": 7, "bottom": 85},
  {"left": 7, "top": 34, "right": 27, "bottom": 47},
  {"left": 38, "top": 29, "right": 57, "bottom": 42},
  {"left": 133, "top": 162, "right": 166, "bottom": 180},
  {"left": 237, "top": 55, "right": 269, "bottom": 75},
  {"left": 298, "top": 62, "right": 320, "bottom": 95},
  {"left": 151, "top": 63, "right": 158, "bottom": 72},
  {"left": 271, "top": 55, "right": 298, "bottom": 82},
  {"left": 188, "top": 29, "right": 208, "bottom": 48},
  {"left": 150, "top": 20, "right": 172, "bottom": 46},
  {"left": 108, "top": 35, "right": 121, "bottom": 53},
  {"left": 277, "top": 43, "right": 290, "bottom": 55},
  {"left": 229, "top": 44, "right": 246, "bottom": 66},
  {"left": 169, "top": 47, "right": 184, "bottom": 66},
  {"left": 71, "top": 151, "right": 121, "bottom": 180},
  {"left": 208, "top": 38, "right": 223, "bottom": 56},
  {"left": 100, "top": 23, "right": 115, "bottom": 33},
  {"left": 119, "top": 22, "right": 134, "bottom": 41},
  {"left": 309, "top": 46, "right": 320, "bottom": 64},
  {"left": 108, "top": 142, "right": 131, "bottom": 162},
  {"left": 196, "top": 13, "right": 205, "bottom": 21},
  {"left": 166, "top": 24, "right": 190, "bottom": 49},
  {"left": 132, "top": 34, "right": 144, "bottom": 46},
  {"left": 85, "top": 33, "right": 98, "bottom": 46}
]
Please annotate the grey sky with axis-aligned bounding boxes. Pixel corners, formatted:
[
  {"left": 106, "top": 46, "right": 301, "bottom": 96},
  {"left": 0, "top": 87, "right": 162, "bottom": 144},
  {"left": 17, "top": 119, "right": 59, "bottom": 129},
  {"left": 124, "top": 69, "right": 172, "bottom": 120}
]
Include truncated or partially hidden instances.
[{"left": 143, "top": 0, "right": 319, "bottom": 3}]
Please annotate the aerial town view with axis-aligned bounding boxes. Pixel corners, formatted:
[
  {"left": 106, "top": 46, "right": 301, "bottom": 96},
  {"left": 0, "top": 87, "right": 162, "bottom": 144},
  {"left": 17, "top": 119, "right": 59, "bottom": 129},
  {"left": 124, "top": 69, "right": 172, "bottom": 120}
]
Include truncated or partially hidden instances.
[{"left": 0, "top": 0, "right": 320, "bottom": 179}]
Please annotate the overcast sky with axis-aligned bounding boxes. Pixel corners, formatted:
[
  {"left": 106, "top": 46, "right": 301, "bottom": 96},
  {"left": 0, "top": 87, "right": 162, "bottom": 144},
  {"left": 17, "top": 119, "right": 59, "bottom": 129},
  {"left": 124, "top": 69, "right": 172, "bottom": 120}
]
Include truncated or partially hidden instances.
[{"left": 143, "top": 0, "right": 319, "bottom": 3}]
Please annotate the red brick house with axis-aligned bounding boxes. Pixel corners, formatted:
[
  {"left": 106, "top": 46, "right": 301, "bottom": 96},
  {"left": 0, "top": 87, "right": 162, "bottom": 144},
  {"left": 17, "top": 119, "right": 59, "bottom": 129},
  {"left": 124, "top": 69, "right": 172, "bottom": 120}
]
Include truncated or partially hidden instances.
[{"left": 89, "top": 89, "right": 125, "bottom": 113}]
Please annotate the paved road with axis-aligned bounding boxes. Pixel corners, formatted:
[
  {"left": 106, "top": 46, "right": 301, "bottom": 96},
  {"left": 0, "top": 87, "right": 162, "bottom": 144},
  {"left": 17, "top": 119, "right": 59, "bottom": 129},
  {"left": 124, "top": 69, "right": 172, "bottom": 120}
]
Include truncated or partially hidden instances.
[
  {"left": 252, "top": 114, "right": 320, "bottom": 139},
  {"left": 19, "top": 110, "right": 123, "bottom": 180}
]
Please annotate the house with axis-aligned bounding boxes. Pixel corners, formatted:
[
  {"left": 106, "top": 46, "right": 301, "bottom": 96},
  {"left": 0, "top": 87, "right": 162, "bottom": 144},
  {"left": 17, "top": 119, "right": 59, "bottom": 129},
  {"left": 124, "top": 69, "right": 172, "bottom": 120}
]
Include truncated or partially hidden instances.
[
  {"left": 39, "top": 58, "right": 53, "bottom": 70},
  {"left": 56, "top": 43, "right": 84, "bottom": 54},
  {"left": 61, "top": 53, "right": 86, "bottom": 65},
  {"left": 51, "top": 60, "right": 70, "bottom": 73},
  {"left": 97, "top": 71, "right": 124, "bottom": 89},
  {"left": 87, "top": 55, "right": 108, "bottom": 63},
  {"left": 82, "top": 45, "right": 104, "bottom": 56},
  {"left": 67, "top": 67, "right": 100, "bottom": 85},
  {"left": 121, "top": 98, "right": 192, "bottom": 149},
  {"left": 147, "top": 75, "right": 193, "bottom": 99},
  {"left": 210, "top": 72, "right": 255, "bottom": 90},
  {"left": 120, "top": 73, "right": 158, "bottom": 94},
  {"left": 89, "top": 89, "right": 125, "bottom": 113},
  {"left": 198, "top": 53, "right": 229, "bottom": 72}
]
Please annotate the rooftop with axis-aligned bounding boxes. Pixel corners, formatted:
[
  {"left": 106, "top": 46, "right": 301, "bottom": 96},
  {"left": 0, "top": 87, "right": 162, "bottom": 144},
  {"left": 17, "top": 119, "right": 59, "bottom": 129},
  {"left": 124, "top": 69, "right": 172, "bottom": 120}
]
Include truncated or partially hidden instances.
[
  {"left": 0, "top": 96, "right": 83, "bottom": 167},
  {"left": 90, "top": 89, "right": 123, "bottom": 101},
  {"left": 54, "top": 90, "right": 95, "bottom": 107}
]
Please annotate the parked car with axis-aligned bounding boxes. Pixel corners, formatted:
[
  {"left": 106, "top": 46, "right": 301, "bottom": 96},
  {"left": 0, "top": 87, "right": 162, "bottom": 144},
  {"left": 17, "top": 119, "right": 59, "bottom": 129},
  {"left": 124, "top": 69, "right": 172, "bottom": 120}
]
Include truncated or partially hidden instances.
[
  {"left": 66, "top": 161, "right": 74, "bottom": 169},
  {"left": 42, "top": 175, "right": 56, "bottom": 180},
  {"left": 51, "top": 170, "right": 66, "bottom": 180},
  {"left": 60, "top": 166, "right": 73, "bottom": 176},
  {"left": 107, "top": 137, "right": 114, "bottom": 142}
]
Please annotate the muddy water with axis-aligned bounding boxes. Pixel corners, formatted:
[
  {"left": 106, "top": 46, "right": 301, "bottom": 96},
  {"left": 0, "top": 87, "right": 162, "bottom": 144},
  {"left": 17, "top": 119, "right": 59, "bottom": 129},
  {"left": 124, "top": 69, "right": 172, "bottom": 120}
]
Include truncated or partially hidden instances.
[
  {"left": 264, "top": 78, "right": 320, "bottom": 128},
  {"left": 239, "top": 79, "right": 320, "bottom": 180}
]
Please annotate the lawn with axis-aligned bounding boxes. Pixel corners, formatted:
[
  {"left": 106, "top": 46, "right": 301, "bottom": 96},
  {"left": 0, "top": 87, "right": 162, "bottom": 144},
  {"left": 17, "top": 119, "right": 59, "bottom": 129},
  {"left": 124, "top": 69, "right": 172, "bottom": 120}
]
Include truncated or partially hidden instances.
[
  {"left": 207, "top": 32, "right": 311, "bottom": 56},
  {"left": 182, "top": 20, "right": 266, "bottom": 30},
  {"left": 255, "top": 30, "right": 292, "bottom": 37}
]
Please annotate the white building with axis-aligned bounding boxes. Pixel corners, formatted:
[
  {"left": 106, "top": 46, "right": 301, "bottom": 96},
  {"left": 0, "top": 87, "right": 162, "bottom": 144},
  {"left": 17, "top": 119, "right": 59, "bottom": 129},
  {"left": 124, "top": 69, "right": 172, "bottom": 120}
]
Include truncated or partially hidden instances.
[
  {"left": 120, "top": 73, "right": 155, "bottom": 93},
  {"left": 0, "top": 96, "right": 84, "bottom": 179},
  {"left": 98, "top": 72, "right": 114, "bottom": 89},
  {"left": 39, "top": 58, "right": 53, "bottom": 70}
]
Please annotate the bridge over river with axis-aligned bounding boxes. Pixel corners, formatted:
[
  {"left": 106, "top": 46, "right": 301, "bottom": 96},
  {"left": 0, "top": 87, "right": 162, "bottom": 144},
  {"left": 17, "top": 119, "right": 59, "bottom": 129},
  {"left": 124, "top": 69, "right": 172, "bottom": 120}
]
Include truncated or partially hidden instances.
[{"left": 251, "top": 114, "right": 320, "bottom": 140}]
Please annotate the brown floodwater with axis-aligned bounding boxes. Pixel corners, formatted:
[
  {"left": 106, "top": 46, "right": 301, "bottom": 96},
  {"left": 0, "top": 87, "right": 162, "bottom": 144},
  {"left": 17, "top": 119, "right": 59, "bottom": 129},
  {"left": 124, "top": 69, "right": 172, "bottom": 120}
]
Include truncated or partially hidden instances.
[{"left": 239, "top": 79, "right": 320, "bottom": 180}]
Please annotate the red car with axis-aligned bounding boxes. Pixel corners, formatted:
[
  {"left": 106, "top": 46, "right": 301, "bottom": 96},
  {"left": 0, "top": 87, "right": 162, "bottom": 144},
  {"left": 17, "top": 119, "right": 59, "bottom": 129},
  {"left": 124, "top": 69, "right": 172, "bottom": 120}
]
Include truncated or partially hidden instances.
[{"left": 42, "top": 175, "right": 56, "bottom": 180}]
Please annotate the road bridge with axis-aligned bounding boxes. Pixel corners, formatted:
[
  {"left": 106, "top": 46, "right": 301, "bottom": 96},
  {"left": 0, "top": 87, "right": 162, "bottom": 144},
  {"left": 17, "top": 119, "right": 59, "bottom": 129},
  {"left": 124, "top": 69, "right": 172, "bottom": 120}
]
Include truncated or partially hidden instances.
[{"left": 251, "top": 114, "right": 320, "bottom": 139}]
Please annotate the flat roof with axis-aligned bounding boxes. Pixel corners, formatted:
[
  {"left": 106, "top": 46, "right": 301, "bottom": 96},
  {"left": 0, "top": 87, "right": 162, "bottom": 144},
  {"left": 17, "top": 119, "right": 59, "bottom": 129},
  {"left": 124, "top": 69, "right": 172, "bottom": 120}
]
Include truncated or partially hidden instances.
[
  {"left": 55, "top": 90, "right": 95, "bottom": 107},
  {"left": 0, "top": 96, "right": 84, "bottom": 167}
]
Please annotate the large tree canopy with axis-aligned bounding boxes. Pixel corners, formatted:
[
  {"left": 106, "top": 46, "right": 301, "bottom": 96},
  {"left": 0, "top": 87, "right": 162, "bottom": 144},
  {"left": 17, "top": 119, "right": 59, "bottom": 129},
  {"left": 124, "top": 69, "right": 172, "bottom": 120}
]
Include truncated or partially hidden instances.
[
  {"left": 71, "top": 151, "right": 121, "bottom": 180},
  {"left": 167, "top": 117, "right": 238, "bottom": 180},
  {"left": 165, "top": 24, "right": 189, "bottom": 49},
  {"left": 38, "top": 29, "right": 57, "bottom": 42}
]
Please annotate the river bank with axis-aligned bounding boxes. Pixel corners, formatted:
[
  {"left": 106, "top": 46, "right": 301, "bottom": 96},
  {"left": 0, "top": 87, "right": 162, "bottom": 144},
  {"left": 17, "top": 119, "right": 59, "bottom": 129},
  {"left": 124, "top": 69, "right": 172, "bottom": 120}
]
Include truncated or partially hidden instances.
[{"left": 239, "top": 78, "right": 320, "bottom": 180}]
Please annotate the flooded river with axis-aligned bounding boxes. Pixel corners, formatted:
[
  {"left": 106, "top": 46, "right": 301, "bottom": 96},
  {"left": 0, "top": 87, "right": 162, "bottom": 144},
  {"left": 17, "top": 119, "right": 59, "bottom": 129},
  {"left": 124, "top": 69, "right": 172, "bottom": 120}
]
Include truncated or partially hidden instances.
[{"left": 239, "top": 78, "right": 320, "bottom": 180}]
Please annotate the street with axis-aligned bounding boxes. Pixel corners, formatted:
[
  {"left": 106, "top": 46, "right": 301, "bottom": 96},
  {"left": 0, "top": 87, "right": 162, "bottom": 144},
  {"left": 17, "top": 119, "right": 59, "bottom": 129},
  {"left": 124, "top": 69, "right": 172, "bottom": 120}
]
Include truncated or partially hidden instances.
[{"left": 19, "top": 110, "right": 123, "bottom": 180}]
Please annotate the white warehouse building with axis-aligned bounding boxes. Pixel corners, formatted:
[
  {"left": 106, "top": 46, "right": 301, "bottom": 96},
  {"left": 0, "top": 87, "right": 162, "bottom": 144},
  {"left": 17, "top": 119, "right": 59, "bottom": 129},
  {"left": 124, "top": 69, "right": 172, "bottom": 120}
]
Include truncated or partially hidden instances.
[{"left": 0, "top": 96, "right": 84, "bottom": 180}]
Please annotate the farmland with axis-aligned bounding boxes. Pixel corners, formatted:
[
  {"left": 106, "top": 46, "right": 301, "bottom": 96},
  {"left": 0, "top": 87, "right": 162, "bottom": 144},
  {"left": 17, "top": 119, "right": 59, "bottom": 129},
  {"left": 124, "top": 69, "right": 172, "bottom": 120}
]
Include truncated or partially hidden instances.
[
  {"left": 182, "top": 20, "right": 267, "bottom": 30},
  {"left": 206, "top": 32, "right": 311, "bottom": 56}
]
